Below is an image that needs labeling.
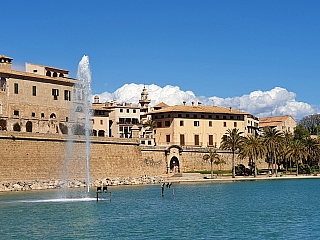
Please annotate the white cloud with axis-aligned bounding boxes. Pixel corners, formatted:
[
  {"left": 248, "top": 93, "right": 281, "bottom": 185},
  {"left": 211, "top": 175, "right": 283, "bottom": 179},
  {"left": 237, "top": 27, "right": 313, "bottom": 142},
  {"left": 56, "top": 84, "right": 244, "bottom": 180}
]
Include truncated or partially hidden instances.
[{"left": 95, "top": 84, "right": 317, "bottom": 119}]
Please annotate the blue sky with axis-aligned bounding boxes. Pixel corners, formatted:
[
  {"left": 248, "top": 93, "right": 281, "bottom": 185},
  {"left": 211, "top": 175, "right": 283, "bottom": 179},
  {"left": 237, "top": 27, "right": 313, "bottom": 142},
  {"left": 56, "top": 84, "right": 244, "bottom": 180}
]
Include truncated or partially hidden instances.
[{"left": 2, "top": 1, "right": 320, "bottom": 118}]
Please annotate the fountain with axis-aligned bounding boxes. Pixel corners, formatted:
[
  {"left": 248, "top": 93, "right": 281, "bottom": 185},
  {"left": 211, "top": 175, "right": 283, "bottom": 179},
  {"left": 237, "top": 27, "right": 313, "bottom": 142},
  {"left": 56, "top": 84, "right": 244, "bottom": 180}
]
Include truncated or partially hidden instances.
[{"left": 62, "top": 55, "right": 92, "bottom": 193}]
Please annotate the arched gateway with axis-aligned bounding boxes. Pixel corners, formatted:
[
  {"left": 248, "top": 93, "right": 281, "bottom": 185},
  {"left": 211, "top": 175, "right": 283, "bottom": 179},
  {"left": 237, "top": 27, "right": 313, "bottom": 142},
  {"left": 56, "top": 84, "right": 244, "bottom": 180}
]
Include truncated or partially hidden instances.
[{"left": 165, "top": 145, "right": 183, "bottom": 174}]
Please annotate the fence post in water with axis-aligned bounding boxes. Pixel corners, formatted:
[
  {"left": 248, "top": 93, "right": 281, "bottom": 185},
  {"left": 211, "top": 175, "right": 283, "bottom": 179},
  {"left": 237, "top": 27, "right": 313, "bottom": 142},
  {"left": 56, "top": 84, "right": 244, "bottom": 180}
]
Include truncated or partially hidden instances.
[{"left": 161, "top": 183, "right": 165, "bottom": 197}]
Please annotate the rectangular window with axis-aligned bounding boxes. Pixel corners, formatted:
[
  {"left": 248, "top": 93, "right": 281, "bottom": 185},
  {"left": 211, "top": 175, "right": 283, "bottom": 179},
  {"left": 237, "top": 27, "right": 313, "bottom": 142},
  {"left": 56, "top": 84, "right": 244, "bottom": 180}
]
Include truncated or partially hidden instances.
[
  {"left": 193, "top": 114, "right": 198, "bottom": 118},
  {"left": 100, "top": 120, "right": 103, "bottom": 125},
  {"left": 133, "top": 109, "right": 136, "bottom": 113},
  {"left": 32, "top": 112, "right": 35, "bottom": 117},
  {"left": 180, "top": 120, "right": 184, "bottom": 126},
  {"left": 208, "top": 115, "right": 212, "bottom": 119},
  {"left": 14, "top": 110, "right": 19, "bottom": 116},
  {"left": 157, "top": 122, "right": 162, "bottom": 127},
  {"left": 223, "top": 116, "right": 227, "bottom": 119},
  {"left": 180, "top": 134, "right": 185, "bottom": 146},
  {"left": 186, "top": 114, "right": 189, "bottom": 118},
  {"left": 194, "top": 135, "right": 199, "bottom": 146},
  {"left": 155, "top": 116, "right": 158, "bottom": 119},
  {"left": 52, "top": 89, "right": 59, "bottom": 100},
  {"left": 168, "top": 114, "right": 171, "bottom": 118},
  {"left": 201, "top": 115, "right": 205, "bottom": 118},
  {"left": 223, "top": 122, "right": 227, "bottom": 127},
  {"left": 127, "top": 109, "right": 129, "bottom": 113},
  {"left": 166, "top": 134, "right": 170, "bottom": 143},
  {"left": 234, "top": 122, "right": 237, "bottom": 127},
  {"left": 41, "top": 113, "right": 45, "bottom": 118},
  {"left": 237, "top": 116, "right": 240, "bottom": 120},
  {"left": 32, "top": 86, "right": 36, "bottom": 96},
  {"left": 14, "top": 83, "right": 18, "bottom": 94},
  {"left": 209, "top": 121, "right": 212, "bottom": 127},
  {"left": 194, "top": 121, "right": 200, "bottom": 127},
  {"left": 165, "top": 121, "right": 170, "bottom": 126},
  {"left": 161, "top": 115, "right": 164, "bottom": 118},
  {"left": 178, "top": 114, "right": 182, "bottom": 118},
  {"left": 64, "top": 90, "right": 71, "bottom": 101},
  {"left": 141, "top": 140, "right": 145, "bottom": 145},
  {"left": 148, "top": 140, "right": 152, "bottom": 145},
  {"left": 230, "top": 116, "right": 234, "bottom": 120},
  {"left": 66, "top": 117, "right": 68, "bottom": 122},
  {"left": 120, "top": 109, "right": 123, "bottom": 113},
  {"left": 209, "top": 135, "right": 213, "bottom": 146},
  {"left": 216, "top": 115, "right": 220, "bottom": 119}
]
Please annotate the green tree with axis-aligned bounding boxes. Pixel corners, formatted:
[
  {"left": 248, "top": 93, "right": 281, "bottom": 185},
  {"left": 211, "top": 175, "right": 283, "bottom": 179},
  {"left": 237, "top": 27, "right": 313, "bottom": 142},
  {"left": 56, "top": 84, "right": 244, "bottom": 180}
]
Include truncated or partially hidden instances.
[
  {"left": 263, "top": 128, "right": 284, "bottom": 177},
  {"left": 240, "top": 135, "right": 266, "bottom": 177},
  {"left": 294, "top": 125, "right": 310, "bottom": 140},
  {"left": 303, "top": 137, "right": 320, "bottom": 170},
  {"left": 286, "top": 139, "right": 308, "bottom": 176},
  {"left": 220, "top": 128, "right": 244, "bottom": 178},
  {"left": 203, "top": 148, "right": 220, "bottom": 179}
]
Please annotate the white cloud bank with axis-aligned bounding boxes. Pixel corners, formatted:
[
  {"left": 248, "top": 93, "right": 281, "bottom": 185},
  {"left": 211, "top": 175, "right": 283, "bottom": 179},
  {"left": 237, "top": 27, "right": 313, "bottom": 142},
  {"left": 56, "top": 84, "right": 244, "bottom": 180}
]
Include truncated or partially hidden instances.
[{"left": 96, "top": 83, "right": 317, "bottom": 119}]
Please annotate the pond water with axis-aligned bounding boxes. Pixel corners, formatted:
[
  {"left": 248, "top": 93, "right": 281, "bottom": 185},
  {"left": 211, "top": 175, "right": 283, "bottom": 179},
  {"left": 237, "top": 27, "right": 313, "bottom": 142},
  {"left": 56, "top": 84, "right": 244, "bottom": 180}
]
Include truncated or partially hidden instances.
[{"left": 1, "top": 179, "right": 319, "bottom": 239}]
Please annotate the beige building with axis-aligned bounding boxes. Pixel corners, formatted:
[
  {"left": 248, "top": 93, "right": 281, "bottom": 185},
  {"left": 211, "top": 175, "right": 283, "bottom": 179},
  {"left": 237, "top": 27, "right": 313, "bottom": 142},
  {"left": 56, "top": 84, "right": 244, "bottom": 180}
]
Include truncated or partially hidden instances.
[
  {"left": 91, "top": 96, "right": 140, "bottom": 138},
  {"left": 259, "top": 115, "right": 296, "bottom": 133},
  {"left": 148, "top": 102, "right": 259, "bottom": 148},
  {"left": 0, "top": 54, "right": 76, "bottom": 134}
]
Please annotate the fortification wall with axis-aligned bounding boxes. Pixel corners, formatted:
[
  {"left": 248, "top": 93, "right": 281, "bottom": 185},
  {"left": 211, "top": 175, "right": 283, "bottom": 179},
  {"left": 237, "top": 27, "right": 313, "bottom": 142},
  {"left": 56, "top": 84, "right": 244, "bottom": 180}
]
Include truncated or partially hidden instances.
[{"left": 0, "top": 132, "right": 268, "bottom": 183}]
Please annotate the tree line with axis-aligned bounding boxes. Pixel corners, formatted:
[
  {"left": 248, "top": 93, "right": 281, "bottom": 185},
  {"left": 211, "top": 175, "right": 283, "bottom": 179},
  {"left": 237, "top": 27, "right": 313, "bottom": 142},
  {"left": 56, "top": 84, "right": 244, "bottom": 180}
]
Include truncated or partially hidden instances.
[{"left": 204, "top": 125, "right": 320, "bottom": 178}]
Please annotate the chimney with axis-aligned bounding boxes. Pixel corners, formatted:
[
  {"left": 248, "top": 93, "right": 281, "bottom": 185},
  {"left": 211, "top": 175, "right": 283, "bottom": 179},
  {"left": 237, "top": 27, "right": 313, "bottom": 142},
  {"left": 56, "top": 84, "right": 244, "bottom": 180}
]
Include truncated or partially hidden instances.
[
  {"left": 183, "top": 101, "right": 186, "bottom": 106},
  {"left": 198, "top": 102, "right": 202, "bottom": 106},
  {"left": 229, "top": 106, "right": 232, "bottom": 112},
  {"left": 192, "top": 102, "right": 194, "bottom": 106}
]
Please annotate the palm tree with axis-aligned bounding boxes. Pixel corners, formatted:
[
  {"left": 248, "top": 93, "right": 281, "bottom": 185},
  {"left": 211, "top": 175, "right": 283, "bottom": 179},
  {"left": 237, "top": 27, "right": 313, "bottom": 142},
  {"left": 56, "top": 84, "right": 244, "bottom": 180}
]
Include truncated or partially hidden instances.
[
  {"left": 143, "top": 119, "right": 156, "bottom": 143},
  {"left": 203, "top": 148, "right": 220, "bottom": 179},
  {"left": 220, "top": 128, "right": 244, "bottom": 178},
  {"left": 240, "top": 135, "right": 266, "bottom": 177},
  {"left": 286, "top": 139, "right": 308, "bottom": 176},
  {"left": 303, "top": 137, "right": 320, "bottom": 168},
  {"left": 263, "top": 128, "right": 284, "bottom": 177}
]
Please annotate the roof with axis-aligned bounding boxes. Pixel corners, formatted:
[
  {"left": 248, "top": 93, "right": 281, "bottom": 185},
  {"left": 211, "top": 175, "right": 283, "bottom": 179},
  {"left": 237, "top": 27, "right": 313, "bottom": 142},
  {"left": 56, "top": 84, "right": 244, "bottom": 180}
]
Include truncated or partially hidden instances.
[
  {"left": 0, "top": 68, "right": 75, "bottom": 85},
  {"left": 259, "top": 115, "right": 293, "bottom": 128},
  {"left": 153, "top": 102, "right": 169, "bottom": 108},
  {"left": 0, "top": 55, "right": 13, "bottom": 60},
  {"left": 149, "top": 105, "right": 248, "bottom": 115}
]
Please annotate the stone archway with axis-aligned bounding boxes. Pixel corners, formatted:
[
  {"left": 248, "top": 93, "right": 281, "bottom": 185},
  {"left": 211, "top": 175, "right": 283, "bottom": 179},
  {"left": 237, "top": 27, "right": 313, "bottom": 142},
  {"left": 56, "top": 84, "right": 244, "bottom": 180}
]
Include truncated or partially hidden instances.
[{"left": 170, "top": 156, "right": 180, "bottom": 173}]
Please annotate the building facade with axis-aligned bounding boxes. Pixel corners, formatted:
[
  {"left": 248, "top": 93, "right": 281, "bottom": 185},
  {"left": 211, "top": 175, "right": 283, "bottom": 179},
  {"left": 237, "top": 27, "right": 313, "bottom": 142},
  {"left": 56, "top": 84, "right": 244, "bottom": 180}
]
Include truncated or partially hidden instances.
[
  {"left": 149, "top": 102, "right": 259, "bottom": 148},
  {"left": 0, "top": 55, "right": 76, "bottom": 134},
  {"left": 259, "top": 115, "right": 296, "bottom": 133}
]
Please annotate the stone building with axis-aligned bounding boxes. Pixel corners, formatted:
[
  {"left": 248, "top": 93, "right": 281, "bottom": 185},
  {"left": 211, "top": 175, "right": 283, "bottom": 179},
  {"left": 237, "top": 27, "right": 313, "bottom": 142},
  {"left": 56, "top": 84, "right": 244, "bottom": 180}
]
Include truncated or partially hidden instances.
[
  {"left": 259, "top": 115, "right": 296, "bottom": 133},
  {"left": 148, "top": 102, "right": 259, "bottom": 148},
  {"left": 0, "top": 54, "right": 76, "bottom": 134}
]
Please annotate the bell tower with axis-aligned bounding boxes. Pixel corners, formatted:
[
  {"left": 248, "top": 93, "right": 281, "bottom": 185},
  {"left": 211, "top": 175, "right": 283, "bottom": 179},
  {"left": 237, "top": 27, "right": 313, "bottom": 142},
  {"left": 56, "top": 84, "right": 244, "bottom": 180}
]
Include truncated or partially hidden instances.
[{"left": 139, "top": 86, "right": 151, "bottom": 114}]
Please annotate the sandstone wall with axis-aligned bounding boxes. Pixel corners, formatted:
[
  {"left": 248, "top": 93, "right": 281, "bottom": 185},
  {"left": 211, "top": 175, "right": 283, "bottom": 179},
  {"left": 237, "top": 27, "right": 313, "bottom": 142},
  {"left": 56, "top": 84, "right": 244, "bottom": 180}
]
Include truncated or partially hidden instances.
[{"left": 0, "top": 132, "right": 268, "bottom": 182}]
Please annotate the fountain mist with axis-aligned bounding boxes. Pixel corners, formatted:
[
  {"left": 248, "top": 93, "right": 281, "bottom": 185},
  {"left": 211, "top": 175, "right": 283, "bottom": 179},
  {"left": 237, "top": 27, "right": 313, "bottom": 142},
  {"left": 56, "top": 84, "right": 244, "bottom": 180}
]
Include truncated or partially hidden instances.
[{"left": 62, "top": 55, "right": 92, "bottom": 194}]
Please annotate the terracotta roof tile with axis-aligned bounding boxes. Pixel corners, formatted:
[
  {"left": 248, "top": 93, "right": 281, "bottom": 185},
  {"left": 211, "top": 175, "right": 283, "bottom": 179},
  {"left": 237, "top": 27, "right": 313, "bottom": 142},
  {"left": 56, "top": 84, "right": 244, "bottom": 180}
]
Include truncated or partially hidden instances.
[
  {"left": 259, "top": 115, "right": 291, "bottom": 128},
  {"left": 149, "top": 105, "right": 248, "bottom": 115}
]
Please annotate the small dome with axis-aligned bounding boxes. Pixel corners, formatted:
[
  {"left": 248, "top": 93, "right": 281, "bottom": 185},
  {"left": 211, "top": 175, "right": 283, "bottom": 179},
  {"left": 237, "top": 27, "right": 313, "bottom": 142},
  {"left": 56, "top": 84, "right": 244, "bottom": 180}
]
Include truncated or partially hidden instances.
[{"left": 141, "top": 86, "right": 148, "bottom": 96}]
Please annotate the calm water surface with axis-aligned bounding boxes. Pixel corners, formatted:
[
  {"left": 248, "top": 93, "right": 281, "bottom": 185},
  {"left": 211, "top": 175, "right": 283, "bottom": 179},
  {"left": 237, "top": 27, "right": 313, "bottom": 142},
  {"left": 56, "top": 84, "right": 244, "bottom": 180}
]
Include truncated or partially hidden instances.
[{"left": 0, "top": 179, "right": 319, "bottom": 239}]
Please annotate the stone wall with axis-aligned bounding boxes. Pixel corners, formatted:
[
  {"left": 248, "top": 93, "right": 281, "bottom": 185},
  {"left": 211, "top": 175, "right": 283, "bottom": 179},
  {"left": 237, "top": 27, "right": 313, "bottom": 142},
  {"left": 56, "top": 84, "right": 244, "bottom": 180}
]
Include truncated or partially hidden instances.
[{"left": 0, "top": 132, "right": 268, "bottom": 183}]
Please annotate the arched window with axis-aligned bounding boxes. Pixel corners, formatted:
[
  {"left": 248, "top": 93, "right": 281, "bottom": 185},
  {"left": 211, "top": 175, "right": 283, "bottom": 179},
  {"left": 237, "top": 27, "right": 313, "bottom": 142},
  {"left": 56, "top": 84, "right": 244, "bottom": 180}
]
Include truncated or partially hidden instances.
[
  {"left": 13, "top": 122, "right": 21, "bottom": 132},
  {"left": 59, "top": 73, "right": 64, "bottom": 77},
  {"left": 53, "top": 72, "right": 58, "bottom": 77},
  {"left": 92, "top": 130, "right": 97, "bottom": 136},
  {"left": 50, "top": 113, "right": 56, "bottom": 119},
  {"left": 26, "top": 121, "right": 32, "bottom": 132},
  {"left": 46, "top": 71, "right": 51, "bottom": 77},
  {"left": 98, "top": 130, "right": 105, "bottom": 137}
]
